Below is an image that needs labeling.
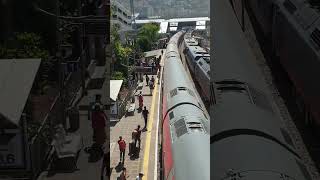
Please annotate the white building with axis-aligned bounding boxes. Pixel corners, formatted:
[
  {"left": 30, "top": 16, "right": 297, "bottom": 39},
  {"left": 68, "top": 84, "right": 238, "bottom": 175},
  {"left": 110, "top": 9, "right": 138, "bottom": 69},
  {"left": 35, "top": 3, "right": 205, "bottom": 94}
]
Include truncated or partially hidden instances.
[{"left": 110, "top": 80, "right": 123, "bottom": 116}]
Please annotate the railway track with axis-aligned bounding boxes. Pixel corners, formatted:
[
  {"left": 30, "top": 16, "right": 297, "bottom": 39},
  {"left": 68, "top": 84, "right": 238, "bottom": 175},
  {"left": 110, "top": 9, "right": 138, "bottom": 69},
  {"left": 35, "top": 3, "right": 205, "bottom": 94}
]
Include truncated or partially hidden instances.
[{"left": 241, "top": 9, "right": 320, "bottom": 180}]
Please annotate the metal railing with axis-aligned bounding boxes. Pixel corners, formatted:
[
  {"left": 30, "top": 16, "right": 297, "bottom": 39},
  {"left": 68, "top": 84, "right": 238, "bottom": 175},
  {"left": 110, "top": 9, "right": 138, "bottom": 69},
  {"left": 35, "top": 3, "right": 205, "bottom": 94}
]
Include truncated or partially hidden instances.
[
  {"left": 116, "top": 80, "right": 138, "bottom": 119},
  {"left": 28, "top": 58, "right": 83, "bottom": 179}
]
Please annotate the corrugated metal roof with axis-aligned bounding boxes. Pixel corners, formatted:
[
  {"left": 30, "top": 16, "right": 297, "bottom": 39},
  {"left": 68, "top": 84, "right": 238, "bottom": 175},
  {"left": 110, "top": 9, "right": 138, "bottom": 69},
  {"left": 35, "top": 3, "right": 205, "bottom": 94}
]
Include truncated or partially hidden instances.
[
  {"left": 0, "top": 59, "right": 41, "bottom": 126},
  {"left": 110, "top": 80, "right": 123, "bottom": 101},
  {"left": 135, "top": 17, "right": 210, "bottom": 24}
]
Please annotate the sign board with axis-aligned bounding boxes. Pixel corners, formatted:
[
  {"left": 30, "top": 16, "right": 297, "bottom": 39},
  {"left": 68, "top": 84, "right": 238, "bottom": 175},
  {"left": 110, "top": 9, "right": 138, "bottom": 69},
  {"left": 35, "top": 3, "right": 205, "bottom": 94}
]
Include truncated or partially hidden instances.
[
  {"left": 169, "top": 27, "right": 178, "bottom": 32},
  {"left": 196, "top": 21, "right": 206, "bottom": 26},
  {"left": 0, "top": 129, "right": 25, "bottom": 169},
  {"left": 196, "top": 26, "right": 206, "bottom": 30},
  {"left": 169, "top": 22, "right": 178, "bottom": 27}
]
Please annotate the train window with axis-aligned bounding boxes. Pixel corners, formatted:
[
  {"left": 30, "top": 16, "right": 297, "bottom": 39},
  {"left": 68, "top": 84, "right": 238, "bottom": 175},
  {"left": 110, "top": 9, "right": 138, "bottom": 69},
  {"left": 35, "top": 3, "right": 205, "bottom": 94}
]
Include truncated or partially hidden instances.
[
  {"left": 169, "top": 112, "right": 174, "bottom": 120},
  {"left": 174, "top": 118, "right": 188, "bottom": 138},
  {"left": 280, "top": 128, "right": 295, "bottom": 147},
  {"left": 295, "top": 159, "right": 313, "bottom": 180}
]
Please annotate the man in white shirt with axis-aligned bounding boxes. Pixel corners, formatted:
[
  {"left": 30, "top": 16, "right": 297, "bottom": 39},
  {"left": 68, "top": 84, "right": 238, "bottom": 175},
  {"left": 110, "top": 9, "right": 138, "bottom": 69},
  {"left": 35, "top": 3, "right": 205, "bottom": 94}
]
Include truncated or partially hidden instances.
[{"left": 136, "top": 172, "right": 144, "bottom": 180}]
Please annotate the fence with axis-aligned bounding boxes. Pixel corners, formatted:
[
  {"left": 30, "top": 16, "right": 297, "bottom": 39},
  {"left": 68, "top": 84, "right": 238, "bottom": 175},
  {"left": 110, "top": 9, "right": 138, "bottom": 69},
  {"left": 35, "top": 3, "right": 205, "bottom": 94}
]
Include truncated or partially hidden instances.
[
  {"left": 116, "top": 80, "right": 138, "bottom": 119},
  {"left": 29, "top": 95, "right": 63, "bottom": 179},
  {"left": 28, "top": 58, "right": 83, "bottom": 179}
]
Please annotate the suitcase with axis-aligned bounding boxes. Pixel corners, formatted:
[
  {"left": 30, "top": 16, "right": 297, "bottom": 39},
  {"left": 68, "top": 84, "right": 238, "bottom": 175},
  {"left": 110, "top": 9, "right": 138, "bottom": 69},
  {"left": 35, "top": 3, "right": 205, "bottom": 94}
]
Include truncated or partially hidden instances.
[{"left": 129, "top": 141, "right": 135, "bottom": 155}]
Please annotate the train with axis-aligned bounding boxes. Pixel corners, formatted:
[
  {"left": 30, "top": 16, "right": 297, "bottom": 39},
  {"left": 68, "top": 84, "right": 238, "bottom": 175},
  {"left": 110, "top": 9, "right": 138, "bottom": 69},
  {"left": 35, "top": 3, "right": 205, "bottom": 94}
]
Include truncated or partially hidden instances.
[
  {"left": 211, "top": 1, "right": 313, "bottom": 180},
  {"left": 230, "top": 0, "right": 320, "bottom": 131},
  {"left": 183, "top": 31, "right": 211, "bottom": 103},
  {"left": 161, "top": 30, "right": 210, "bottom": 180}
]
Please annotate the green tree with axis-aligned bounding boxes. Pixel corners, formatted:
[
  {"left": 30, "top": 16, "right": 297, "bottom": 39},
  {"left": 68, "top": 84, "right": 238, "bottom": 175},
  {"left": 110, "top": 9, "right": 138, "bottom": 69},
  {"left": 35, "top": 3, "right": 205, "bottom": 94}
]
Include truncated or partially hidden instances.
[
  {"left": 111, "top": 23, "right": 133, "bottom": 80},
  {"left": 137, "top": 23, "right": 160, "bottom": 52},
  {"left": 0, "top": 32, "right": 54, "bottom": 95}
]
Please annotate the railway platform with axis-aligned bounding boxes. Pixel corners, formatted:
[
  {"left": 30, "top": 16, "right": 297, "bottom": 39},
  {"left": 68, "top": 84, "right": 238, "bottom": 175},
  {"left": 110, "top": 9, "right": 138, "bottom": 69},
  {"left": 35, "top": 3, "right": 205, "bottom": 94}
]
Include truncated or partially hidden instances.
[{"left": 110, "top": 50, "right": 165, "bottom": 180}]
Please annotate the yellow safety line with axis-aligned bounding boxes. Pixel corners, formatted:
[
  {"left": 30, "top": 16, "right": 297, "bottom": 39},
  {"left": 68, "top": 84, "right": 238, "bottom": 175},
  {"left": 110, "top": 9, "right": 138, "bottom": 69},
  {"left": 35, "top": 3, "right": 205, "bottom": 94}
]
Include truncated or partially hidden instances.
[{"left": 142, "top": 77, "right": 159, "bottom": 180}]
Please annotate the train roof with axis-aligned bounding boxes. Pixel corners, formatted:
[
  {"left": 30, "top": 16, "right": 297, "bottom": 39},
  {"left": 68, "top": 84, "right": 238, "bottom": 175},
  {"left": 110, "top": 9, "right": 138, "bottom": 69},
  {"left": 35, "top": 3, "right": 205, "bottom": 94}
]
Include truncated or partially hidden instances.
[
  {"left": 185, "top": 38, "right": 199, "bottom": 46},
  {"left": 275, "top": 0, "right": 320, "bottom": 56},
  {"left": 188, "top": 46, "right": 210, "bottom": 57},
  {"left": 197, "top": 58, "right": 210, "bottom": 78},
  {"left": 212, "top": 135, "right": 311, "bottom": 180},
  {"left": 211, "top": 0, "right": 270, "bottom": 93},
  {"left": 173, "top": 133, "right": 210, "bottom": 180},
  {"left": 212, "top": 94, "right": 296, "bottom": 150}
]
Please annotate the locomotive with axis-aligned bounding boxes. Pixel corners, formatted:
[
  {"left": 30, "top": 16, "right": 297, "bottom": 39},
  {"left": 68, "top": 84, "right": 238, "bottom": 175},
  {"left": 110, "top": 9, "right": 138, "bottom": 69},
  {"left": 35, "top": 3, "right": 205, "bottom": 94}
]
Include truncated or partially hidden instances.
[
  {"left": 183, "top": 31, "right": 211, "bottom": 103},
  {"left": 211, "top": 1, "right": 313, "bottom": 179},
  {"left": 161, "top": 30, "right": 210, "bottom": 180}
]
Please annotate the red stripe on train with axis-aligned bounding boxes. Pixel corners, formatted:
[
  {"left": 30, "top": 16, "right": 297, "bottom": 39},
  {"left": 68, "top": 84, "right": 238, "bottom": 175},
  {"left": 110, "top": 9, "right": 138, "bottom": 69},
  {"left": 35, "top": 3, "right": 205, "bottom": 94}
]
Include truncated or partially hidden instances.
[{"left": 162, "top": 93, "right": 174, "bottom": 179}]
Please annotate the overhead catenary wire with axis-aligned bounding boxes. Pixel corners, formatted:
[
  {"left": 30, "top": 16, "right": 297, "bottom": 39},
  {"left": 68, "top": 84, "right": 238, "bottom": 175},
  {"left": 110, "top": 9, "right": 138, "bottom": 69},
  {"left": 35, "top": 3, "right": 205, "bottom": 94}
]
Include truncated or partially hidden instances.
[{"left": 32, "top": 3, "right": 108, "bottom": 21}]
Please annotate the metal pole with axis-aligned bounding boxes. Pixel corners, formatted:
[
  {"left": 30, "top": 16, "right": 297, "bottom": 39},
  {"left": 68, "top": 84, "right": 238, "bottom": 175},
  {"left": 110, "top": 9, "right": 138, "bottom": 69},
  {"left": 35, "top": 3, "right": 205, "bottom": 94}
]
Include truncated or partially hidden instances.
[
  {"left": 80, "top": 23, "right": 86, "bottom": 96},
  {"left": 56, "top": 0, "right": 67, "bottom": 127}
]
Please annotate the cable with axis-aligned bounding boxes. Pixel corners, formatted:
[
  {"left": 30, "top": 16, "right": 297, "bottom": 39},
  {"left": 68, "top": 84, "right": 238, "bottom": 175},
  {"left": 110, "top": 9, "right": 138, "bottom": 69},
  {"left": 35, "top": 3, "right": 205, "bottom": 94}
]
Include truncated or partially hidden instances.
[{"left": 32, "top": 3, "right": 107, "bottom": 20}]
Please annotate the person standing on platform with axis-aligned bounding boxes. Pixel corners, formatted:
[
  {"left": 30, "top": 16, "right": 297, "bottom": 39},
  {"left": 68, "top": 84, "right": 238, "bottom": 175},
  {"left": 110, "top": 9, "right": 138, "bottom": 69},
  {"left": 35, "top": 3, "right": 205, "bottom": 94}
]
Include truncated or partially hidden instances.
[
  {"left": 118, "top": 136, "right": 126, "bottom": 164},
  {"left": 145, "top": 74, "right": 149, "bottom": 86},
  {"left": 138, "top": 91, "right": 143, "bottom": 110},
  {"left": 100, "top": 152, "right": 110, "bottom": 180},
  {"left": 150, "top": 76, "right": 155, "bottom": 85},
  {"left": 142, "top": 107, "right": 149, "bottom": 130},
  {"left": 133, "top": 125, "right": 141, "bottom": 148},
  {"left": 119, "top": 167, "right": 128, "bottom": 180},
  {"left": 136, "top": 173, "right": 144, "bottom": 180},
  {"left": 149, "top": 78, "right": 154, "bottom": 95},
  {"left": 91, "top": 104, "right": 106, "bottom": 149}
]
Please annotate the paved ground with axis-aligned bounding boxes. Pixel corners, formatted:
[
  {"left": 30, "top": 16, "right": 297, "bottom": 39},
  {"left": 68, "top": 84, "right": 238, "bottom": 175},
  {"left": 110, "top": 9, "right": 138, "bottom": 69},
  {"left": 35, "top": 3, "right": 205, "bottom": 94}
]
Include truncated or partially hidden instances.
[
  {"left": 110, "top": 51, "right": 164, "bottom": 180},
  {"left": 37, "top": 62, "right": 109, "bottom": 180}
]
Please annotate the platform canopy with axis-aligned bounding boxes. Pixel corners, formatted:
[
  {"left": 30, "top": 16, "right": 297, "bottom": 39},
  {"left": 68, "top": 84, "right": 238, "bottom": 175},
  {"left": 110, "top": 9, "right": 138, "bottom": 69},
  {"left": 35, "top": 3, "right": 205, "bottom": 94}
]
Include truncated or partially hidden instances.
[
  {"left": 110, "top": 80, "right": 123, "bottom": 102},
  {"left": 0, "top": 59, "right": 41, "bottom": 127},
  {"left": 144, "top": 49, "right": 163, "bottom": 59}
]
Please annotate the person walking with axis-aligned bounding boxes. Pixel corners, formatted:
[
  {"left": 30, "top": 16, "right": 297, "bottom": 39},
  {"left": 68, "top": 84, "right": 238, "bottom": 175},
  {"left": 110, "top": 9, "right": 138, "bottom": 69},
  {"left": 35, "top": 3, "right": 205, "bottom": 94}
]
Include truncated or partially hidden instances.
[
  {"left": 149, "top": 79, "right": 154, "bottom": 95},
  {"left": 150, "top": 76, "right": 155, "bottom": 84},
  {"left": 119, "top": 167, "right": 128, "bottom": 180},
  {"left": 91, "top": 104, "right": 106, "bottom": 149},
  {"left": 89, "top": 94, "right": 102, "bottom": 120},
  {"left": 100, "top": 152, "right": 110, "bottom": 180},
  {"left": 142, "top": 107, "right": 149, "bottom": 130},
  {"left": 138, "top": 91, "right": 143, "bottom": 110},
  {"left": 136, "top": 172, "right": 144, "bottom": 180},
  {"left": 118, "top": 136, "right": 126, "bottom": 164},
  {"left": 145, "top": 74, "right": 149, "bottom": 86}
]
